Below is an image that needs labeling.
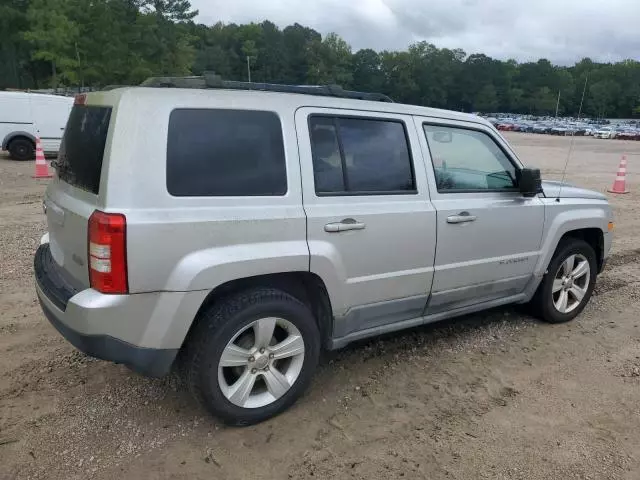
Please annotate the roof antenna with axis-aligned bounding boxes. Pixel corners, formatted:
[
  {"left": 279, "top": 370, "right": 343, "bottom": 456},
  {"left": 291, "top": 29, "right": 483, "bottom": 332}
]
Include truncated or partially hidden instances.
[{"left": 557, "top": 74, "right": 589, "bottom": 202}]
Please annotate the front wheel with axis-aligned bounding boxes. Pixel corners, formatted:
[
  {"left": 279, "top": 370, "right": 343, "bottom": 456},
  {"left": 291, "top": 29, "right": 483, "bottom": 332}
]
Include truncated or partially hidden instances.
[
  {"left": 186, "top": 288, "right": 320, "bottom": 426},
  {"left": 530, "top": 238, "right": 597, "bottom": 323}
]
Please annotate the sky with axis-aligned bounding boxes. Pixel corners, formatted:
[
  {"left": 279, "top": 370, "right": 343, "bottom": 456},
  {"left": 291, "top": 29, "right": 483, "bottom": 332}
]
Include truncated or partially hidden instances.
[{"left": 193, "top": 0, "right": 640, "bottom": 65}]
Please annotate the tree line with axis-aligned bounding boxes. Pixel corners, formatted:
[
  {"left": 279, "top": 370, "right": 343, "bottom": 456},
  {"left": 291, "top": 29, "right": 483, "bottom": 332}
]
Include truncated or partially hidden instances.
[{"left": 1, "top": 0, "right": 639, "bottom": 118}]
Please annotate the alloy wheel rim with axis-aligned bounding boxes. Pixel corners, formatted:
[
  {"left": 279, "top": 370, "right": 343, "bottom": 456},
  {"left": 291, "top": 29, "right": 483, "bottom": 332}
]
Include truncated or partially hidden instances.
[
  {"left": 552, "top": 253, "right": 590, "bottom": 314},
  {"left": 218, "top": 317, "right": 305, "bottom": 408}
]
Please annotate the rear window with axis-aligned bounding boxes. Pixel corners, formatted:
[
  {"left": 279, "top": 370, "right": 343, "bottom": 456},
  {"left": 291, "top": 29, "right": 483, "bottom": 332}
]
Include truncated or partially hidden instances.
[
  {"left": 56, "top": 105, "right": 112, "bottom": 194},
  {"left": 166, "top": 109, "right": 287, "bottom": 196}
]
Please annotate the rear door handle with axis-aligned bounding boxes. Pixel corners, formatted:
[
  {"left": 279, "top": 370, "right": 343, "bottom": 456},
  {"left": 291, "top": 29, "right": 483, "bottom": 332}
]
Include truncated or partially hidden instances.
[
  {"left": 324, "top": 218, "right": 366, "bottom": 233},
  {"left": 446, "top": 212, "right": 477, "bottom": 224}
]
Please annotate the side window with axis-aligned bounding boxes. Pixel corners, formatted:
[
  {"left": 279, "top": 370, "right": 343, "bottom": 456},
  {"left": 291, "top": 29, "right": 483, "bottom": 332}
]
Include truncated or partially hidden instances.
[
  {"left": 309, "top": 116, "right": 416, "bottom": 195},
  {"left": 423, "top": 124, "right": 517, "bottom": 192},
  {"left": 309, "top": 117, "right": 345, "bottom": 193},
  {"left": 167, "top": 109, "right": 287, "bottom": 196}
]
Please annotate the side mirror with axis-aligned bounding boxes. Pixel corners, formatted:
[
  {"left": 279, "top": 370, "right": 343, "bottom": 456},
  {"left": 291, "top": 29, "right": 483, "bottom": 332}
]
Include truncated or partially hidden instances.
[{"left": 518, "top": 168, "right": 543, "bottom": 197}]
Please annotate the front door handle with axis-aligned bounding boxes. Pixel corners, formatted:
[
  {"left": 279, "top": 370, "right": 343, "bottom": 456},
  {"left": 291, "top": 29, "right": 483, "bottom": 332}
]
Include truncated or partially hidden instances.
[
  {"left": 446, "top": 212, "right": 477, "bottom": 224},
  {"left": 324, "top": 218, "right": 366, "bottom": 233}
]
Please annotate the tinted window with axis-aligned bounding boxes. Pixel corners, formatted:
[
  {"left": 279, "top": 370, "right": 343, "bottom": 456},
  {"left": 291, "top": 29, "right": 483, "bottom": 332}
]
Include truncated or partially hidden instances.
[
  {"left": 309, "top": 117, "right": 345, "bottom": 193},
  {"left": 309, "top": 116, "right": 415, "bottom": 195},
  {"left": 57, "top": 105, "right": 112, "bottom": 194},
  {"left": 167, "top": 109, "right": 287, "bottom": 196},
  {"left": 423, "top": 124, "right": 517, "bottom": 192}
]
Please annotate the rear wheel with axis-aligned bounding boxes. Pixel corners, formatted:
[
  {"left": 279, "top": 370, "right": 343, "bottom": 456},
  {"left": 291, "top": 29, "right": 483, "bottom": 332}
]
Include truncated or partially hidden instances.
[
  {"left": 186, "top": 288, "right": 320, "bottom": 426},
  {"left": 530, "top": 238, "right": 597, "bottom": 323},
  {"left": 8, "top": 137, "right": 35, "bottom": 161}
]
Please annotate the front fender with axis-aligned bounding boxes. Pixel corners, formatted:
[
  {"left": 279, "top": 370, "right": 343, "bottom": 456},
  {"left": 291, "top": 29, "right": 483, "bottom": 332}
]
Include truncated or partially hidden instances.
[
  {"left": 535, "top": 202, "right": 609, "bottom": 278},
  {"left": 520, "top": 202, "right": 609, "bottom": 301}
]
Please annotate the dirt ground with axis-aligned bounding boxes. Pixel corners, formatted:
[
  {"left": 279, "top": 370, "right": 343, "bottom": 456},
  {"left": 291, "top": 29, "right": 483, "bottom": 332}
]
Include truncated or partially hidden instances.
[{"left": 1, "top": 133, "right": 640, "bottom": 480}]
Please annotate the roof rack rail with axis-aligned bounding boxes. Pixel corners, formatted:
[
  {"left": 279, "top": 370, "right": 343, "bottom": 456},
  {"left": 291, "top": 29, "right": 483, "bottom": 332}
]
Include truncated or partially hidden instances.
[{"left": 139, "top": 72, "right": 393, "bottom": 103}]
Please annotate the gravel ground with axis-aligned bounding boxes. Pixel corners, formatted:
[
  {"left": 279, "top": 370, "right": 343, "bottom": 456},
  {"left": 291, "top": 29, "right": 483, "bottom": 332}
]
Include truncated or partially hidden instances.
[{"left": 1, "top": 133, "right": 640, "bottom": 480}]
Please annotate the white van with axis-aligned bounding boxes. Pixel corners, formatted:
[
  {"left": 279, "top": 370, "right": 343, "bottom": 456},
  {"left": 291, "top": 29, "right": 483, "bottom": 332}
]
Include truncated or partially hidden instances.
[{"left": 0, "top": 91, "right": 73, "bottom": 160}]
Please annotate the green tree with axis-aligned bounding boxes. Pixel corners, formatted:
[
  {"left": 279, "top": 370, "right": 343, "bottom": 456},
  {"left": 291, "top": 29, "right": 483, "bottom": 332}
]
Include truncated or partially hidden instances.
[
  {"left": 474, "top": 84, "right": 498, "bottom": 112},
  {"left": 307, "top": 32, "right": 352, "bottom": 86},
  {"left": 380, "top": 50, "right": 418, "bottom": 104},
  {"left": 282, "top": 23, "right": 321, "bottom": 84},
  {"left": 23, "top": 0, "right": 79, "bottom": 86},
  {"left": 4, "top": 10, "right": 640, "bottom": 118},
  {"left": 0, "top": 0, "right": 32, "bottom": 88},
  {"left": 508, "top": 88, "right": 525, "bottom": 112},
  {"left": 254, "top": 21, "right": 288, "bottom": 83},
  {"left": 531, "top": 87, "right": 558, "bottom": 114},
  {"left": 589, "top": 80, "right": 620, "bottom": 118},
  {"left": 352, "top": 49, "right": 384, "bottom": 93},
  {"left": 141, "top": 0, "right": 198, "bottom": 21}
]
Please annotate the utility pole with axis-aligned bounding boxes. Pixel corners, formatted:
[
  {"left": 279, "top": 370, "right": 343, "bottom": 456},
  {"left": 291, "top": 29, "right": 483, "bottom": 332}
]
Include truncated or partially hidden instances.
[
  {"left": 555, "top": 90, "right": 561, "bottom": 118},
  {"left": 75, "top": 42, "right": 84, "bottom": 90},
  {"left": 246, "top": 56, "right": 252, "bottom": 83}
]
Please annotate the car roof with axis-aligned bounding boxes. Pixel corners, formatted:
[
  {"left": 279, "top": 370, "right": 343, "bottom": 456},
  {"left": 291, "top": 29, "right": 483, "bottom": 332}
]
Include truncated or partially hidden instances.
[
  {"left": 0, "top": 91, "right": 72, "bottom": 101},
  {"left": 94, "top": 86, "right": 492, "bottom": 128}
]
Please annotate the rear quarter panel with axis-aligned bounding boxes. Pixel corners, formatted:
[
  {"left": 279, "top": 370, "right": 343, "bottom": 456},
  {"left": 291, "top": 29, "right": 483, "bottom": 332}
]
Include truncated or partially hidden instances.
[{"left": 102, "top": 89, "right": 309, "bottom": 294}]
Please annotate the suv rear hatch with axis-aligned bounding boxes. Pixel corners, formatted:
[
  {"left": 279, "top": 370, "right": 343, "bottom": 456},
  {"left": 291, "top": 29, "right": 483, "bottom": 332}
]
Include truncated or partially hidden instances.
[{"left": 45, "top": 101, "right": 112, "bottom": 290}]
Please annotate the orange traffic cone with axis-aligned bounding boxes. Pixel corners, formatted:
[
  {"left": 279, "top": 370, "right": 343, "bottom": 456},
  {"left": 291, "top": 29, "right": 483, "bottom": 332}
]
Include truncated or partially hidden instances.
[
  {"left": 608, "top": 155, "right": 629, "bottom": 194},
  {"left": 32, "top": 137, "right": 52, "bottom": 179}
]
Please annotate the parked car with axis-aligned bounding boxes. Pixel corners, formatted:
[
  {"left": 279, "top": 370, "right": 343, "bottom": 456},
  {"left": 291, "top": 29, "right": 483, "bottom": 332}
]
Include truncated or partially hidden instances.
[
  {"left": 550, "top": 125, "right": 569, "bottom": 135},
  {"left": 496, "top": 122, "right": 514, "bottom": 131},
  {"left": 532, "top": 123, "right": 552, "bottom": 134},
  {"left": 615, "top": 129, "right": 640, "bottom": 141},
  {"left": 0, "top": 91, "right": 73, "bottom": 160},
  {"left": 34, "top": 78, "right": 613, "bottom": 425},
  {"left": 511, "top": 123, "right": 533, "bottom": 133},
  {"left": 593, "top": 127, "right": 616, "bottom": 139}
]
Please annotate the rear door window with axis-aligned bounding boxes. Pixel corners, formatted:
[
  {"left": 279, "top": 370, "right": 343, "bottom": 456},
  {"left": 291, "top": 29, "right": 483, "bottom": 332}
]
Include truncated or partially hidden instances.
[
  {"left": 309, "top": 116, "right": 416, "bottom": 195},
  {"left": 167, "top": 109, "right": 287, "bottom": 196},
  {"left": 57, "top": 105, "right": 112, "bottom": 194}
]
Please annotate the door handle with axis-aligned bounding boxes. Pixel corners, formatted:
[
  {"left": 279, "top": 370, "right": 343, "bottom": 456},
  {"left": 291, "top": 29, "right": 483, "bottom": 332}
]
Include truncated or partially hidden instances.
[
  {"left": 446, "top": 212, "right": 477, "bottom": 224},
  {"left": 324, "top": 218, "right": 366, "bottom": 233}
]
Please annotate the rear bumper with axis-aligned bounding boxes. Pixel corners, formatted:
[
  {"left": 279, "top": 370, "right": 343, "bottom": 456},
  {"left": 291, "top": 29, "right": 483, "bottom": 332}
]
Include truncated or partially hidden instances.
[
  {"left": 38, "top": 295, "right": 176, "bottom": 377},
  {"left": 34, "top": 243, "right": 179, "bottom": 377}
]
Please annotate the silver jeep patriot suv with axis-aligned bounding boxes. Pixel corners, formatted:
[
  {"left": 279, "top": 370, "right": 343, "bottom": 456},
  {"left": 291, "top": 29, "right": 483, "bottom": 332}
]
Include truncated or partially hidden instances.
[{"left": 35, "top": 76, "right": 613, "bottom": 425}]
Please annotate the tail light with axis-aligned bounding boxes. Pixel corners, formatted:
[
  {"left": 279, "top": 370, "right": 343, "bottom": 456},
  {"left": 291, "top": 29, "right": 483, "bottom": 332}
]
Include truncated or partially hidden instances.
[{"left": 88, "top": 210, "right": 128, "bottom": 294}]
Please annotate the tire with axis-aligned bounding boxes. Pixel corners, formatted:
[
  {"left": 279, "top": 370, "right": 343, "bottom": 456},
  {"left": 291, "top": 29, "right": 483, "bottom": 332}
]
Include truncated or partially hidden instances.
[
  {"left": 8, "top": 137, "right": 35, "bottom": 161},
  {"left": 186, "top": 288, "right": 320, "bottom": 426},
  {"left": 530, "top": 238, "right": 597, "bottom": 324}
]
